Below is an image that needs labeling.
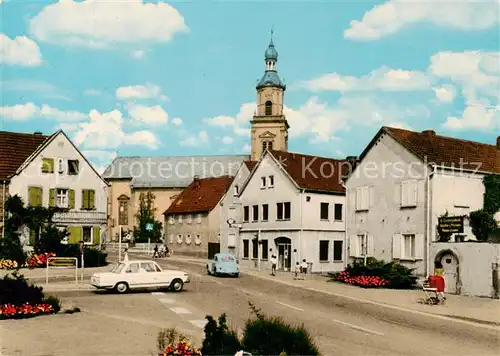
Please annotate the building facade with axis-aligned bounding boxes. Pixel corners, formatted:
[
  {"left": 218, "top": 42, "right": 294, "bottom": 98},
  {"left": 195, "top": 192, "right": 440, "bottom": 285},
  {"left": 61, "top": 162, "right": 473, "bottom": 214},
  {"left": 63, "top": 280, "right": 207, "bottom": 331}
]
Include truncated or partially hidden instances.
[
  {"left": 1, "top": 130, "right": 107, "bottom": 247},
  {"left": 345, "top": 127, "right": 500, "bottom": 295},
  {"left": 238, "top": 150, "right": 348, "bottom": 273}
]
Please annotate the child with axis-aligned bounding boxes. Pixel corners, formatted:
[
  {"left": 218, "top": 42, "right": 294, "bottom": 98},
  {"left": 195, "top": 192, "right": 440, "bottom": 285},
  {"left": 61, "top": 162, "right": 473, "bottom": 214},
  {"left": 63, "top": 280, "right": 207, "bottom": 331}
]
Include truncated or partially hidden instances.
[
  {"left": 270, "top": 255, "right": 277, "bottom": 276},
  {"left": 294, "top": 262, "right": 301, "bottom": 279},
  {"left": 300, "top": 259, "right": 308, "bottom": 275}
]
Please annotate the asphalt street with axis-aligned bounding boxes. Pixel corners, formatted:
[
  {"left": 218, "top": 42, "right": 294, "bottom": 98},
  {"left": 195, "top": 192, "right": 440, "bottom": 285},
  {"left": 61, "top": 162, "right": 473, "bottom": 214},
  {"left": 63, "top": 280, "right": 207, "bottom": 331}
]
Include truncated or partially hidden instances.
[{"left": 1, "top": 257, "right": 498, "bottom": 356}]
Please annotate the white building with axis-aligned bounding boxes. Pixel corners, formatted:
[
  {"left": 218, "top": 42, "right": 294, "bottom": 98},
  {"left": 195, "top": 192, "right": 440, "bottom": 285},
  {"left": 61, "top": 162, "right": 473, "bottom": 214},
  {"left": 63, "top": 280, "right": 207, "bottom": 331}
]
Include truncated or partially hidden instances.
[
  {"left": 219, "top": 161, "right": 257, "bottom": 257},
  {"left": 237, "top": 150, "right": 348, "bottom": 273},
  {"left": 0, "top": 130, "right": 108, "bottom": 247},
  {"left": 345, "top": 126, "right": 500, "bottom": 296}
]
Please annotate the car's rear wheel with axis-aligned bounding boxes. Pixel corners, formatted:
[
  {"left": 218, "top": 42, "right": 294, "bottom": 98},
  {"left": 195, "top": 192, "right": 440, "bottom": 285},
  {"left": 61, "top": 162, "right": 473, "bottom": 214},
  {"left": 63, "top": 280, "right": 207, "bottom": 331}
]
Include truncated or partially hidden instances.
[
  {"left": 206, "top": 265, "right": 211, "bottom": 275},
  {"left": 234, "top": 273, "right": 239, "bottom": 278},
  {"left": 115, "top": 282, "right": 129, "bottom": 293},
  {"left": 170, "top": 278, "right": 184, "bottom": 292}
]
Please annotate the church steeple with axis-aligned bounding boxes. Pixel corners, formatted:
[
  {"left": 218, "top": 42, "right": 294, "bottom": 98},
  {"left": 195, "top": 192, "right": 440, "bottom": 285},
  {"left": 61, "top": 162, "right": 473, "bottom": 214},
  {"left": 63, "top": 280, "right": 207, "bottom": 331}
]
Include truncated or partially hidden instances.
[{"left": 250, "top": 30, "right": 289, "bottom": 161}]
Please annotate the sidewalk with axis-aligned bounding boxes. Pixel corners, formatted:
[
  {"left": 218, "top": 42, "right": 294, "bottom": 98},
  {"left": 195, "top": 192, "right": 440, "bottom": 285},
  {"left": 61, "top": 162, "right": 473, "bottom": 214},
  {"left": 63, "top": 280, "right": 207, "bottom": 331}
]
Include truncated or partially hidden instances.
[
  {"left": 0, "top": 265, "right": 111, "bottom": 283},
  {"left": 243, "top": 268, "right": 500, "bottom": 327}
]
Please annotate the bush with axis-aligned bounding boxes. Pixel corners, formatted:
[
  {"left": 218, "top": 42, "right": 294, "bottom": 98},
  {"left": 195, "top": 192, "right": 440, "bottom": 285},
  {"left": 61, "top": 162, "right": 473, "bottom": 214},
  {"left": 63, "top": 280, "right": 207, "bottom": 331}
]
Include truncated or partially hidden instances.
[
  {"left": 157, "top": 328, "right": 201, "bottom": 356},
  {"left": 0, "top": 233, "right": 26, "bottom": 264},
  {"left": 201, "top": 314, "right": 241, "bottom": 355},
  {"left": 330, "top": 258, "right": 418, "bottom": 289},
  {"left": 0, "top": 271, "right": 44, "bottom": 305},
  {"left": 43, "top": 296, "right": 61, "bottom": 314},
  {"left": 58, "top": 245, "right": 108, "bottom": 267}
]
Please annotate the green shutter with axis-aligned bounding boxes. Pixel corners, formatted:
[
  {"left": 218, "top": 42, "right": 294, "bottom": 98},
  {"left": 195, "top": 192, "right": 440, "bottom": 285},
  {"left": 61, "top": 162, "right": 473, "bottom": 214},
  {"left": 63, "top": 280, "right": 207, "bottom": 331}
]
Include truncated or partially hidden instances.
[
  {"left": 37, "top": 188, "right": 43, "bottom": 207},
  {"left": 68, "top": 226, "right": 81, "bottom": 244},
  {"left": 49, "top": 189, "right": 55, "bottom": 207},
  {"left": 69, "top": 189, "right": 75, "bottom": 209},
  {"left": 89, "top": 190, "right": 95, "bottom": 210},
  {"left": 42, "top": 158, "right": 54, "bottom": 173},
  {"left": 28, "top": 187, "right": 42, "bottom": 207},
  {"left": 82, "top": 190, "right": 88, "bottom": 209},
  {"left": 93, "top": 227, "right": 101, "bottom": 245},
  {"left": 29, "top": 229, "right": 36, "bottom": 246}
]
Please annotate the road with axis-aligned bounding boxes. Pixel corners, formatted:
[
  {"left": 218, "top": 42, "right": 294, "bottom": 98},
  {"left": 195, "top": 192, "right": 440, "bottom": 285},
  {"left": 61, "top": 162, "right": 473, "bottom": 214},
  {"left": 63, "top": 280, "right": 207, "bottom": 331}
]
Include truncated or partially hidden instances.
[{"left": 1, "top": 257, "right": 498, "bottom": 356}]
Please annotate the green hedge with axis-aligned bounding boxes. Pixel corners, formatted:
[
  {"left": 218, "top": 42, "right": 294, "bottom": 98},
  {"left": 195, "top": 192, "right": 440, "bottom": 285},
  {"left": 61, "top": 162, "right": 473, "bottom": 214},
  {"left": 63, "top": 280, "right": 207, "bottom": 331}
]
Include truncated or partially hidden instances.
[{"left": 58, "top": 245, "right": 108, "bottom": 268}]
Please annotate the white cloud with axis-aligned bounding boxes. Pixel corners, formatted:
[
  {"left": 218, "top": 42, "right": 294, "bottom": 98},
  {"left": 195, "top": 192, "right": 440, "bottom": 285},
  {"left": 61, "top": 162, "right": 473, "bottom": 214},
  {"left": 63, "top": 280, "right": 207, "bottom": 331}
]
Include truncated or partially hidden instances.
[
  {"left": 172, "top": 117, "right": 183, "bottom": 126},
  {"left": 443, "top": 106, "right": 500, "bottom": 131},
  {"left": 180, "top": 130, "right": 209, "bottom": 147},
  {"left": 0, "top": 34, "right": 42, "bottom": 66},
  {"left": 84, "top": 89, "right": 101, "bottom": 96},
  {"left": 29, "top": 0, "right": 188, "bottom": 48},
  {"left": 299, "top": 66, "right": 431, "bottom": 92},
  {"left": 242, "top": 143, "right": 251, "bottom": 153},
  {"left": 434, "top": 86, "right": 456, "bottom": 103},
  {"left": 132, "top": 50, "right": 145, "bottom": 59},
  {"left": 73, "top": 109, "right": 159, "bottom": 150},
  {"left": 127, "top": 104, "right": 168, "bottom": 125},
  {"left": 204, "top": 102, "right": 255, "bottom": 137},
  {"left": 116, "top": 83, "right": 168, "bottom": 102},
  {"left": 0, "top": 102, "right": 86, "bottom": 121},
  {"left": 221, "top": 136, "right": 234, "bottom": 145},
  {"left": 344, "top": 0, "right": 499, "bottom": 41}
]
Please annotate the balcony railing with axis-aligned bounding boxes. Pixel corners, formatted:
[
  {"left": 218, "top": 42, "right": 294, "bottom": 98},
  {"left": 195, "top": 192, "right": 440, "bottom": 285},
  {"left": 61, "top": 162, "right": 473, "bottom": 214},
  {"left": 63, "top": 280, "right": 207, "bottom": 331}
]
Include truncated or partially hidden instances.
[{"left": 53, "top": 211, "right": 107, "bottom": 225}]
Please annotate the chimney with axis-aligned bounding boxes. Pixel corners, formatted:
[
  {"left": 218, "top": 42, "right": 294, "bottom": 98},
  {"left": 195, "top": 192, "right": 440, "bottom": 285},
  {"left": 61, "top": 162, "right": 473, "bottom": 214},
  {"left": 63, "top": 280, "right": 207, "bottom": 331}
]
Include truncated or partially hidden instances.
[
  {"left": 34, "top": 131, "right": 42, "bottom": 135},
  {"left": 421, "top": 130, "right": 436, "bottom": 137},
  {"left": 497, "top": 136, "right": 500, "bottom": 149}
]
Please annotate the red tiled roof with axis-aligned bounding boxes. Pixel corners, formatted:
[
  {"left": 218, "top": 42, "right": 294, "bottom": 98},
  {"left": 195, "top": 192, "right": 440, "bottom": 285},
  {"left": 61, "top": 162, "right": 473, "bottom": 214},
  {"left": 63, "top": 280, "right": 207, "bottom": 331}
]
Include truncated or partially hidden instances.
[
  {"left": 384, "top": 127, "right": 500, "bottom": 174},
  {"left": 244, "top": 160, "right": 258, "bottom": 171},
  {"left": 269, "top": 150, "right": 347, "bottom": 193},
  {"left": 0, "top": 131, "right": 48, "bottom": 180},
  {"left": 164, "top": 175, "right": 234, "bottom": 214}
]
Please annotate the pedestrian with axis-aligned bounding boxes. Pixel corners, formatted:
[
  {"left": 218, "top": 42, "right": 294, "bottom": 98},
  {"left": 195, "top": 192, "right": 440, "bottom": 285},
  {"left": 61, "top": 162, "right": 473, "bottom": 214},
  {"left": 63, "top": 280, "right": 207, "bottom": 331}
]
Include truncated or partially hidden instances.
[
  {"left": 159, "top": 244, "right": 166, "bottom": 257},
  {"left": 165, "top": 245, "right": 170, "bottom": 257},
  {"left": 294, "top": 261, "right": 301, "bottom": 280},
  {"left": 153, "top": 244, "right": 159, "bottom": 258},
  {"left": 301, "top": 259, "right": 308, "bottom": 276},
  {"left": 270, "top": 255, "right": 277, "bottom": 276},
  {"left": 434, "top": 261, "right": 446, "bottom": 301}
]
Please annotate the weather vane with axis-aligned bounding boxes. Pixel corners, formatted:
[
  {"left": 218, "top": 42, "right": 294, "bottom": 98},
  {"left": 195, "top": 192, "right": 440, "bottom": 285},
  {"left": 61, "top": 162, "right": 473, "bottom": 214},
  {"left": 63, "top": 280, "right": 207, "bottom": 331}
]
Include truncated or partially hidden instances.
[{"left": 270, "top": 25, "right": 274, "bottom": 39}]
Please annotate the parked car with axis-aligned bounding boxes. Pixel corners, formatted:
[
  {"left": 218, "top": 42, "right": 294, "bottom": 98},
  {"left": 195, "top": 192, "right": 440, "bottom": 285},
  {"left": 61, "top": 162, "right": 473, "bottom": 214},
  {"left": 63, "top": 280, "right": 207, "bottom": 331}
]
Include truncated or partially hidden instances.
[
  {"left": 206, "top": 253, "right": 240, "bottom": 277},
  {"left": 90, "top": 260, "right": 190, "bottom": 293}
]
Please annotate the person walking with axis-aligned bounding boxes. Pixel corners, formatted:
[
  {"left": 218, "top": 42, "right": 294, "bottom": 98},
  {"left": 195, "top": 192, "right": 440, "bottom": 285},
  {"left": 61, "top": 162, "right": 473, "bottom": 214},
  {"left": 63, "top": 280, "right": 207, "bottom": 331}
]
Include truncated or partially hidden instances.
[
  {"left": 270, "top": 255, "right": 277, "bottom": 276},
  {"left": 153, "top": 244, "right": 159, "bottom": 258}
]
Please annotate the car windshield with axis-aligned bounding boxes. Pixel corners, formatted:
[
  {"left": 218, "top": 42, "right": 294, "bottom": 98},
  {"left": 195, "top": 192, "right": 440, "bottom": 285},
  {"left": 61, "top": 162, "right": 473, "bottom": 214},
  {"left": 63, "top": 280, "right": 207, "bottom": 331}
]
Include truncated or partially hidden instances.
[
  {"left": 220, "top": 255, "right": 235, "bottom": 262},
  {"left": 111, "top": 263, "right": 125, "bottom": 273}
]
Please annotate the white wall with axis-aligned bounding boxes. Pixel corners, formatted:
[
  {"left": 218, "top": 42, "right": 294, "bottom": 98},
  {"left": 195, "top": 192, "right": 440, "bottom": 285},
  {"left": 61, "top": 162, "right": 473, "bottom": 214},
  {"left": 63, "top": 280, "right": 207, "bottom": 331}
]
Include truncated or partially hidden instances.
[
  {"left": 431, "top": 242, "right": 500, "bottom": 297},
  {"left": 345, "top": 133, "right": 428, "bottom": 276},
  {"left": 9, "top": 132, "right": 107, "bottom": 213}
]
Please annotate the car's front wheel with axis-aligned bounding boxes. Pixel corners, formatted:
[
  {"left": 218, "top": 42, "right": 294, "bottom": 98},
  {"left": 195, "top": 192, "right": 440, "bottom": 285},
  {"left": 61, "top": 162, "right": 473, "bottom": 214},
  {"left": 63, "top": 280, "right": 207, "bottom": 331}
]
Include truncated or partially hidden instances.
[
  {"left": 170, "top": 278, "right": 184, "bottom": 292},
  {"left": 115, "top": 282, "right": 129, "bottom": 293}
]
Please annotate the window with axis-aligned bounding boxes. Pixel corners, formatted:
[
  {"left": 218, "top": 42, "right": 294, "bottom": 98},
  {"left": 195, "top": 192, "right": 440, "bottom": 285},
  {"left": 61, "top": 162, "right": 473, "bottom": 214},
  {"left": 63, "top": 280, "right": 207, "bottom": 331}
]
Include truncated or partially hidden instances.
[
  {"left": 268, "top": 175, "right": 274, "bottom": 187},
  {"left": 333, "top": 241, "right": 343, "bottom": 261},
  {"left": 168, "top": 216, "right": 174, "bottom": 225},
  {"left": 252, "top": 205, "right": 259, "bottom": 221},
  {"left": 265, "top": 100, "right": 272, "bottom": 115},
  {"left": 334, "top": 204, "right": 343, "bottom": 221},
  {"left": 177, "top": 215, "right": 183, "bottom": 223},
  {"left": 243, "top": 240, "right": 249, "bottom": 258},
  {"left": 243, "top": 206, "right": 249, "bottom": 222},
  {"left": 42, "top": 158, "right": 54, "bottom": 173},
  {"left": 262, "top": 141, "right": 267, "bottom": 153},
  {"left": 141, "top": 262, "right": 157, "bottom": 272},
  {"left": 320, "top": 202, "right": 329, "bottom": 220},
  {"left": 355, "top": 186, "right": 370, "bottom": 211},
  {"left": 319, "top": 240, "right": 329, "bottom": 261},
  {"left": 186, "top": 214, "right": 192, "bottom": 224},
  {"left": 277, "top": 202, "right": 291, "bottom": 220},
  {"left": 261, "top": 240, "right": 268, "bottom": 260},
  {"left": 125, "top": 263, "right": 139, "bottom": 273},
  {"left": 261, "top": 177, "right": 266, "bottom": 188},
  {"left": 357, "top": 234, "right": 366, "bottom": 256},
  {"left": 267, "top": 141, "right": 273, "bottom": 150},
  {"left": 403, "top": 234, "right": 415, "bottom": 259},
  {"left": 82, "top": 226, "right": 92, "bottom": 244},
  {"left": 252, "top": 239, "right": 259, "bottom": 259},
  {"left": 401, "top": 180, "right": 417, "bottom": 207},
  {"left": 56, "top": 189, "right": 68, "bottom": 208},
  {"left": 118, "top": 200, "right": 129, "bottom": 225},
  {"left": 195, "top": 213, "right": 202, "bottom": 223},
  {"left": 234, "top": 185, "right": 239, "bottom": 196},
  {"left": 68, "top": 160, "right": 79, "bottom": 175},
  {"left": 262, "top": 204, "right": 269, "bottom": 221},
  {"left": 82, "top": 189, "right": 95, "bottom": 210}
]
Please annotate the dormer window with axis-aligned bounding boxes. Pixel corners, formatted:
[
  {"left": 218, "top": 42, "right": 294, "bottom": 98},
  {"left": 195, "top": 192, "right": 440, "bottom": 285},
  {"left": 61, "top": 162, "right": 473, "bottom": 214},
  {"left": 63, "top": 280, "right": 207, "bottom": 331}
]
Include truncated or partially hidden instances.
[{"left": 265, "top": 101, "right": 272, "bottom": 115}]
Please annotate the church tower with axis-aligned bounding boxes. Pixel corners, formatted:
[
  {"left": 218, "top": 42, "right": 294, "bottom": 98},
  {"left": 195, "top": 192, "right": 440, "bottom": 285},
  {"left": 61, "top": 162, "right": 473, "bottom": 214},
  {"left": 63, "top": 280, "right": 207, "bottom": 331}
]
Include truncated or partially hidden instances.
[{"left": 250, "top": 32, "right": 289, "bottom": 161}]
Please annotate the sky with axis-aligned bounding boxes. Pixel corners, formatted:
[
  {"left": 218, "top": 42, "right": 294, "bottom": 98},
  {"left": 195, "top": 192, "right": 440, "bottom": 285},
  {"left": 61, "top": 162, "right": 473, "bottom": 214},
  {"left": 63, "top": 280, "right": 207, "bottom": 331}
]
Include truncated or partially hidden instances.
[{"left": 1, "top": 0, "right": 499, "bottom": 173}]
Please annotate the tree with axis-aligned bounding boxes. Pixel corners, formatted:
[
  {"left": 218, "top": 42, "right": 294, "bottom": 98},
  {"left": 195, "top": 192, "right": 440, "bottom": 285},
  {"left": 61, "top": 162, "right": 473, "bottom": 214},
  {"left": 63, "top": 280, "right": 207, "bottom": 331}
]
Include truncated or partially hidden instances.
[
  {"left": 133, "top": 191, "right": 163, "bottom": 243},
  {"left": 469, "top": 175, "right": 500, "bottom": 242}
]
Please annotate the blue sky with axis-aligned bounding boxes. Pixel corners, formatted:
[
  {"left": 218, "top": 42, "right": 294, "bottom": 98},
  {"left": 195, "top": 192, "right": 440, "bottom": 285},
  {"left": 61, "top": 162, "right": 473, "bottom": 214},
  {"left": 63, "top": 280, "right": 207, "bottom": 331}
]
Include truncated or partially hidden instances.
[{"left": 1, "top": 0, "right": 499, "bottom": 172}]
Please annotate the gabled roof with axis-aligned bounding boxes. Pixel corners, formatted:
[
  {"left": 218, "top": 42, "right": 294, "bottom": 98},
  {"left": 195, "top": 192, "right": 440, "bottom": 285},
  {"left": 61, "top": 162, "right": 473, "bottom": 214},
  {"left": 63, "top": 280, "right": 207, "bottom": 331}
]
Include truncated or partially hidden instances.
[
  {"left": 0, "top": 131, "right": 50, "bottom": 180},
  {"left": 240, "top": 150, "right": 347, "bottom": 195},
  {"left": 357, "top": 126, "right": 500, "bottom": 174},
  {"left": 164, "top": 175, "right": 234, "bottom": 215}
]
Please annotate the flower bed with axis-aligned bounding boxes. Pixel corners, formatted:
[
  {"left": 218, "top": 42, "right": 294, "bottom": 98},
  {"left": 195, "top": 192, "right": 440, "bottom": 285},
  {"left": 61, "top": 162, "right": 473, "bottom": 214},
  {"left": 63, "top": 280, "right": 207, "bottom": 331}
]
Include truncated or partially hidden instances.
[
  {"left": 0, "top": 303, "right": 55, "bottom": 320},
  {"left": 159, "top": 340, "right": 202, "bottom": 356},
  {"left": 0, "top": 259, "right": 18, "bottom": 270},
  {"left": 24, "top": 252, "right": 56, "bottom": 268},
  {"left": 333, "top": 270, "right": 388, "bottom": 288}
]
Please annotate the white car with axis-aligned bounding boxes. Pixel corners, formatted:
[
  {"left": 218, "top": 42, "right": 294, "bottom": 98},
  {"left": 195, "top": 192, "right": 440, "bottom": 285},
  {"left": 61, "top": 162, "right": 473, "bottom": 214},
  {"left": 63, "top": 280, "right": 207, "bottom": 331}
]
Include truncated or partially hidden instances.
[{"left": 90, "top": 260, "right": 190, "bottom": 293}]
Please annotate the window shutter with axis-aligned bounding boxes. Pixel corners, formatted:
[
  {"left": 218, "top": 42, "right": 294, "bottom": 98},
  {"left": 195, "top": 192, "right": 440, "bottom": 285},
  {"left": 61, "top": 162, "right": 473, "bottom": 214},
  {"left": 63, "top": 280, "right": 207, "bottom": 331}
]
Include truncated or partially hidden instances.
[
  {"left": 82, "top": 190, "right": 88, "bottom": 209},
  {"left": 93, "top": 227, "right": 101, "bottom": 245},
  {"left": 89, "top": 190, "right": 95, "bottom": 209},
  {"left": 367, "top": 234, "right": 374, "bottom": 257},
  {"left": 369, "top": 186, "right": 375, "bottom": 208},
  {"left": 410, "top": 180, "right": 417, "bottom": 206},
  {"left": 401, "top": 181, "right": 407, "bottom": 207},
  {"left": 363, "top": 187, "right": 369, "bottom": 210},
  {"left": 68, "top": 226, "right": 81, "bottom": 244},
  {"left": 69, "top": 189, "right": 75, "bottom": 209},
  {"left": 414, "top": 234, "right": 424, "bottom": 260},
  {"left": 49, "top": 189, "right": 55, "bottom": 207},
  {"left": 355, "top": 188, "right": 362, "bottom": 210},
  {"left": 37, "top": 188, "right": 43, "bottom": 207},
  {"left": 349, "top": 235, "right": 358, "bottom": 257},
  {"left": 28, "top": 187, "right": 36, "bottom": 206},
  {"left": 392, "top": 234, "right": 402, "bottom": 259}
]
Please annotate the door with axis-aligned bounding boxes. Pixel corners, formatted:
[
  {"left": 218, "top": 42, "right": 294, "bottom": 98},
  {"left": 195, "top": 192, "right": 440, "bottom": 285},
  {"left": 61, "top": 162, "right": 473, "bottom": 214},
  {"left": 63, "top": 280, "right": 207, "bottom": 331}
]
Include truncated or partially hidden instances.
[
  {"left": 140, "top": 262, "right": 160, "bottom": 286},
  {"left": 208, "top": 243, "right": 220, "bottom": 259},
  {"left": 440, "top": 253, "right": 458, "bottom": 294},
  {"left": 123, "top": 262, "right": 141, "bottom": 287},
  {"left": 277, "top": 243, "right": 291, "bottom": 271}
]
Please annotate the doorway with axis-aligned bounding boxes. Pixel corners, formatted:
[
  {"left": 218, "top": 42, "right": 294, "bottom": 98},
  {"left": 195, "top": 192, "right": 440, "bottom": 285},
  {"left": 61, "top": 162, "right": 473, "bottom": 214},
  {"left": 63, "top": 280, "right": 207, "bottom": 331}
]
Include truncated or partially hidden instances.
[
  {"left": 437, "top": 251, "right": 459, "bottom": 294},
  {"left": 275, "top": 237, "right": 291, "bottom": 271}
]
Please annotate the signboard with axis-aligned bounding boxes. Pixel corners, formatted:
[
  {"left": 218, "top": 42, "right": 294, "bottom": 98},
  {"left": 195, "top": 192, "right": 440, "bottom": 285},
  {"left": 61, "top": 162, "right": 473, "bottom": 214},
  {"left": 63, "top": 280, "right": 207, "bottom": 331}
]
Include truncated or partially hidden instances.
[
  {"left": 438, "top": 216, "right": 464, "bottom": 234},
  {"left": 145, "top": 223, "right": 153, "bottom": 231}
]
